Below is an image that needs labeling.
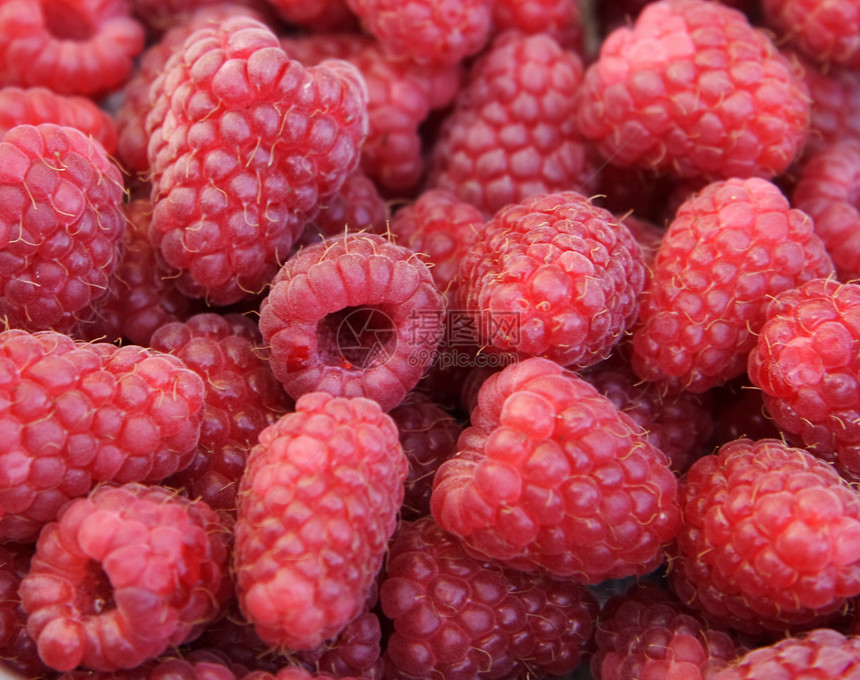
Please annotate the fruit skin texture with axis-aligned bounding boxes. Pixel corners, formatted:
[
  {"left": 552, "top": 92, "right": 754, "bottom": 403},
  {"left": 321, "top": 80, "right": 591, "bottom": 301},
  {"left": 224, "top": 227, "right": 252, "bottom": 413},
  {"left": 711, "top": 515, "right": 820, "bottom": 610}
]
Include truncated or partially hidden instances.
[
  {"left": 762, "top": 0, "right": 860, "bottom": 69},
  {"left": 457, "top": 191, "right": 646, "bottom": 370},
  {"left": 259, "top": 232, "right": 444, "bottom": 412},
  {"left": 748, "top": 278, "right": 860, "bottom": 479},
  {"left": 0, "top": 329, "right": 206, "bottom": 542},
  {"left": 431, "top": 357, "right": 681, "bottom": 583},
  {"left": 19, "top": 482, "right": 233, "bottom": 672},
  {"left": 380, "top": 516, "right": 599, "bottom": 680},
  {"left": 670, "top": 438, "right": 860, "bottom": 636},
  {"left": 0, "top": 123, "right": 126, "bottom": 335},
  {"left": 146, "top": 15, "right": 369, "bottom": 305},
  {"left": 234, "top": 392, "right": 408, "bottom": 652},
  {"left": 576, "top": 0, "right": 811, "bottom": 181},
  {"left": 631, "top": 177, "right": 835, "bottom": 394}
]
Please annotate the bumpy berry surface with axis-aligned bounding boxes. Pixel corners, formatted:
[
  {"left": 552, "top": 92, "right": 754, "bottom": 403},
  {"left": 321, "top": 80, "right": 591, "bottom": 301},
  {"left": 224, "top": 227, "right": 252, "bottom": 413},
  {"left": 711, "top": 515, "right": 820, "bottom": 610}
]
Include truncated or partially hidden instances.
[
  {"left": 577, "top": 0, "right": 810, "bottom": 181},
  {"left": 234, "top": 392, "right": 408, "bottom": 651},
  {"left": 492, "top": 0, "right": 583, "bottom": 52},
  {"left": 798, "top": 55, "right": 860, "bottom": 159},
  {"left": 0, "top": 123, "right": 126, "bottom": 335},
  {"left": 457, "top": 191, "right": 645, "bottom": 369},
  {"left": 631, "top": 177, "right": 835, "bottom": 394},
  {"left": 19, "top": 482, "right": 233, "bottom": 672},
  {"left": 146, "top": 15, "right": 369, "bottom": 304},
  {"left": 428, "top": 31, "right": 592, "bottom": 217},
  {"left": 259, "top": 232, "right": 444, "bottom": 412},
  {"left": 591, "top": 581, "right": 743, "bottom": 680},
  {"left": 380, "top": 516, "right": 599, "bottom": 680},
  {"left": 305, "top": 169, "right": 390, "bottom": 242},
  {"left": 0, "top": 0, "right": 144, "bottom": 97},
  {"left": 793, "top": 140, "right": 860, "bottom": 282},
  {"left": 0, "top": 329, "right": 205, "bottom": 541},
  {"left": 431, "top": 357, "right": 681, "bottom": 582},
  {"left": 748, "top": 278, "right": 860, "bottom": 479},
  {"left": 59, "top": 652, "right": 240, "bottom": 679},
  {"left": 762, "top": 0, "right": 860, "bottom": 69},
  {"left": 152, "top": 313, "right": 292, "bottom": 512},
  {"left": 670, "top": 438, "right": 860, "bottom": 635}
]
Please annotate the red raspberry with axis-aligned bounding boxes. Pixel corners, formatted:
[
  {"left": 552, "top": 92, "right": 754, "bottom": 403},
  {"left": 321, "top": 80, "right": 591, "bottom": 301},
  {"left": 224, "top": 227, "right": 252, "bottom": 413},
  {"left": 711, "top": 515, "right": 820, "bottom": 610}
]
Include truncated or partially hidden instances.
[
  {"left": 797, "top": 55, "right": 860, "bottom": 159},
  {"left": 762, "top": 0, "right": 860, "bottom": 69},
  {"left": 304, "top": 169, "right": 390, "bottom": 243},
  {"left": 0, "top": 329, "right": 205, "bottom": 541},
  {"left": 431, "top": 357, "right": 682, "bottom": 583},
  {"left": 492, "top": 0, "right": 584, "bottom": 52},
  {"left": 793, "top": 140, "right": 860, "bottom": 282},
  {"left": 344, "top": 0, "right": 493, "bottom": 67},
  {"left": 234, "top": 392, "right": 408, "bottom": 651},
  {"left": 266, "top": 0, "right": 357, "bottom": 31},
  {"left": 146, "top": 15, "right": 369, "bottom": 305},
  {"left": 129, "top": 0, "right": 270, "bottom": 33},
  {"left": 427, "top": 31, "right": 593, "bottom": 217},
  {"left": 245, "top": 670, "right": 357, "bottom": 680},
  {"left": 380, "top": 516, "right": 599, "bottom": 680},
  {"left": 56, "top": 653, "right": 240, "bottom": 679},
  {"left": 748, "top": 278, "right": 860, "bottom": 479},
  {"left": 151, "top": 313, "right": 292, "bottom": 512},
  {"left": 577, "top": 0, "right": 810, "bottom": 181},
  {"left": 0, "top": 0, "right": 144, "bottom": 98},
  {"left": 712, "top": 628, "right": 860, "bottom": 679},
  {"left": 670, "top": 438, "right": 860, "bottom": 636},
  {"left": 258, "top": 232, "right": 444, "bottom": 412},
  {"left": 630, "top": 177, "right": 835, "bottom": 394},
  {"left": 457, "top": 191, "right": 646, "bottom": 369},
  {"left": 19, "top": 482, "right": 233, "bottom": 672},
  {"left": 0, "top": 123, "right": 126, "bottom": 335},
  {"left": 590, "top": 582, "right": 744, "bottom": 680},
  {"left": 389, "top": 188, "right": 484, "bottom": 303}
]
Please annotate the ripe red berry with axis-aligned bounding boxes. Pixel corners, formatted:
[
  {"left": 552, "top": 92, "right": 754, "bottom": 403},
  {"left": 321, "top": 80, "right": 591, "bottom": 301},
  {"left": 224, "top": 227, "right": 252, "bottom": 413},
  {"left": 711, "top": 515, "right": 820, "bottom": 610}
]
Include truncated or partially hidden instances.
[{"left": 762, "top": 0, "right": 860, "bottom": 69}]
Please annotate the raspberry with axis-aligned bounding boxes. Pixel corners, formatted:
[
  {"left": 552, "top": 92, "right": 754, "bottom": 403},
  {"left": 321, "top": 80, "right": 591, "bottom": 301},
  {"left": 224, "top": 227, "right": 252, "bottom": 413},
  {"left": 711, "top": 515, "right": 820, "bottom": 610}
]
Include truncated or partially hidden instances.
[
  {"left": 0, "top": 123, "right": 126, "bottom": 335},
  {"left": 797, "top": 55, "right": 860, "bottom": 159},
  {"left": 711, "top": 628, "right": 860, "bottom": 679},
  {"left": 129, "top": 0, "right": 270, "bottom": 33},
  {"left": 630, "top": 177, "right": 835, "bottom": 394},
  {"left": 19, "top": 482, "right": 233, "bottom": 672},
  {"left": 492, "top": 0, "right": 584, "bottom": 52},
  {"left": 234, "top": 392, "right": 408, "bottom": 651},
  {"left": 670, "top": 438, "right": 860, "bottom": 636},
  {"left": 304, "top": 169, "right": 390, "bottom": 243},
  {"left": 577, "top": 0, "right": 810, "bottom": 181},
  {"left": 0, "top": 329, "right": 205, "bottom": 541},
  {"left": 344, "top": 0, "right": 493, "bottom": 67},
  {"left": 792, "top": 140, "right": 860, "bottom": 282},
  {"left": 266, "top": 0, "right": 357, "bottom": 31},
  {"left": 146, "top": 15, "right": 369, "bottom": 305},
  {"left": 748, "top": 278, "right": 860, "bottom": 479},
  {"left": 427, "top": 31, "right": 593, "bottom": 217},
  {"left": 0, "top": 0, "right": 144, "bottom": 97},
  {"left": 258, "top": 232, "right": 444, "bottom": 412},
  {"left": 457, "top": 191, "right": 646, "bottom": 369},
  {"left": 430, "top": 357, "right": 681, "bottom": 583},
  {"left": 590, "top": 581, "right": 744, "bottom": 680},
  {"left": 380, "top": 516, "right": 598, "bottom": 680},
  {"left": 151, "top": 313, "right": 292, "bottom": 512},
  {"left": 762, "top": 0, "right": 860, "bottom": 69}
]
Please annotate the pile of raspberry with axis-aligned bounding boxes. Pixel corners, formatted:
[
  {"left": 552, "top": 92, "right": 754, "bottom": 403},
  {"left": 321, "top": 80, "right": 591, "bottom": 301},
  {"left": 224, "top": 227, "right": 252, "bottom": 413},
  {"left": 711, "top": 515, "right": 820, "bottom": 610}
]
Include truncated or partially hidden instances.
[{"left": 4, "top": 1, "right": 860, "bottom": 679}]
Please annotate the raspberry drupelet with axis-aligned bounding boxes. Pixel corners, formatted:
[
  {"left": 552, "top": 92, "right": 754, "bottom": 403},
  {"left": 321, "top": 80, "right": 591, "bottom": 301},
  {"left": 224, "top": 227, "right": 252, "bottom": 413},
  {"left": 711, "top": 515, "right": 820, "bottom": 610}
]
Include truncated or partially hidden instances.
[
  {"left": 380, "top": 516, "right": 599, "bottom": 680},
  {"left": 19, "top": 482, "right": 233, "bottom": 672},
  {"left": 258, "top": 232, "right": 445, "bottom": 412},
  {"left": 762, "top": 0, "right": 860, "bottom": 69},
  {"left": 234, "top": 392, "right": 408, "bottom": 652},
  {"left": 492, "top": 0, "right": 584, "bottom": 52},
  {"left": 431, "top": 357, "right": 682, "bottom": 583}
]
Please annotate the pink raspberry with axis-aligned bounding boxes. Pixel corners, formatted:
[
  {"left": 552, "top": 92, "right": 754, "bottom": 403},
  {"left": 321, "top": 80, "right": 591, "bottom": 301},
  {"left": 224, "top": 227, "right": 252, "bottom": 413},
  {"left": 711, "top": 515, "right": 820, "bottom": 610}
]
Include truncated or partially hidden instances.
[
  {"left": 427, "top": 31, "right": 593, "bottom": 217},
  {"left": 0, "top": 329, "right": 205, "bottom": 541},
  {"left": 0, "top": 123, "right": 126, "bottom": 335},
  {"left": 0, "top": 0, "right": 145, "bottom": 97},
  {"left": 748, "top": 278, "right": 860, "bottom": 479},
  {"left": 234, "top": 392, "right": 408, "bottom": 651},
  {"left": 762, "top": 0, "right": 860, "bottom": 68},
  {"left": 19, "top": 482, "right": 233, "bottom": 672},
  {"left": 797, "top": 55, "right": 860, "bottom": 159},
  {"left": 146, "top": 15, "right": 369, "bottom": 305},
  {"left": 631, "top": 177, "right": 835, "bottom": 394},
  {"left": 670, "top": 438, "right": 860, "bottom": 636},
  {"left": 457, "top": 191, "right": 646, "bottom": 369},
  {"left": 590, "top": 582, "right": 744, "bottom": 680},
  {"left": 152, "top": 313, "right": 293, "bottom": 512},
  {"left": 431, "top": 357, "right": 682, "bottom": 583},
  {"left": 492, "top": 0, "right": 584, "bottom": 52},
  {"left": 344, "top": 0, "right": 493, "bottom": 67},
  {"left": 258, "top": 232, "right": 444, "bottom": 412},
  {"left": 380, "top": 516, "right": 599, "bottom": 680},
  {"left": 577, "top": 0, "right": 811, "bottom": 181},
  {"left": 793, "top": 140, "right": 860, "bottom": 282}
]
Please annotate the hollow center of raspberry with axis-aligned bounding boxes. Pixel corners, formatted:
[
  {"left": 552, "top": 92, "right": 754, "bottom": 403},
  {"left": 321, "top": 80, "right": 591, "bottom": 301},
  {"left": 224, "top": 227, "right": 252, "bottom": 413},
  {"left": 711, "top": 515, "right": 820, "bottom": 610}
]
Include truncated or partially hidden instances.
[
  {"left": 318, "top": 306, "right": 398, "bottom": 370},
  {"left": 41, "top": 0, "right": 96, "bottom": 41},
  {"left": 75, "top": 560, "right": 115, "bottom": 616}
]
